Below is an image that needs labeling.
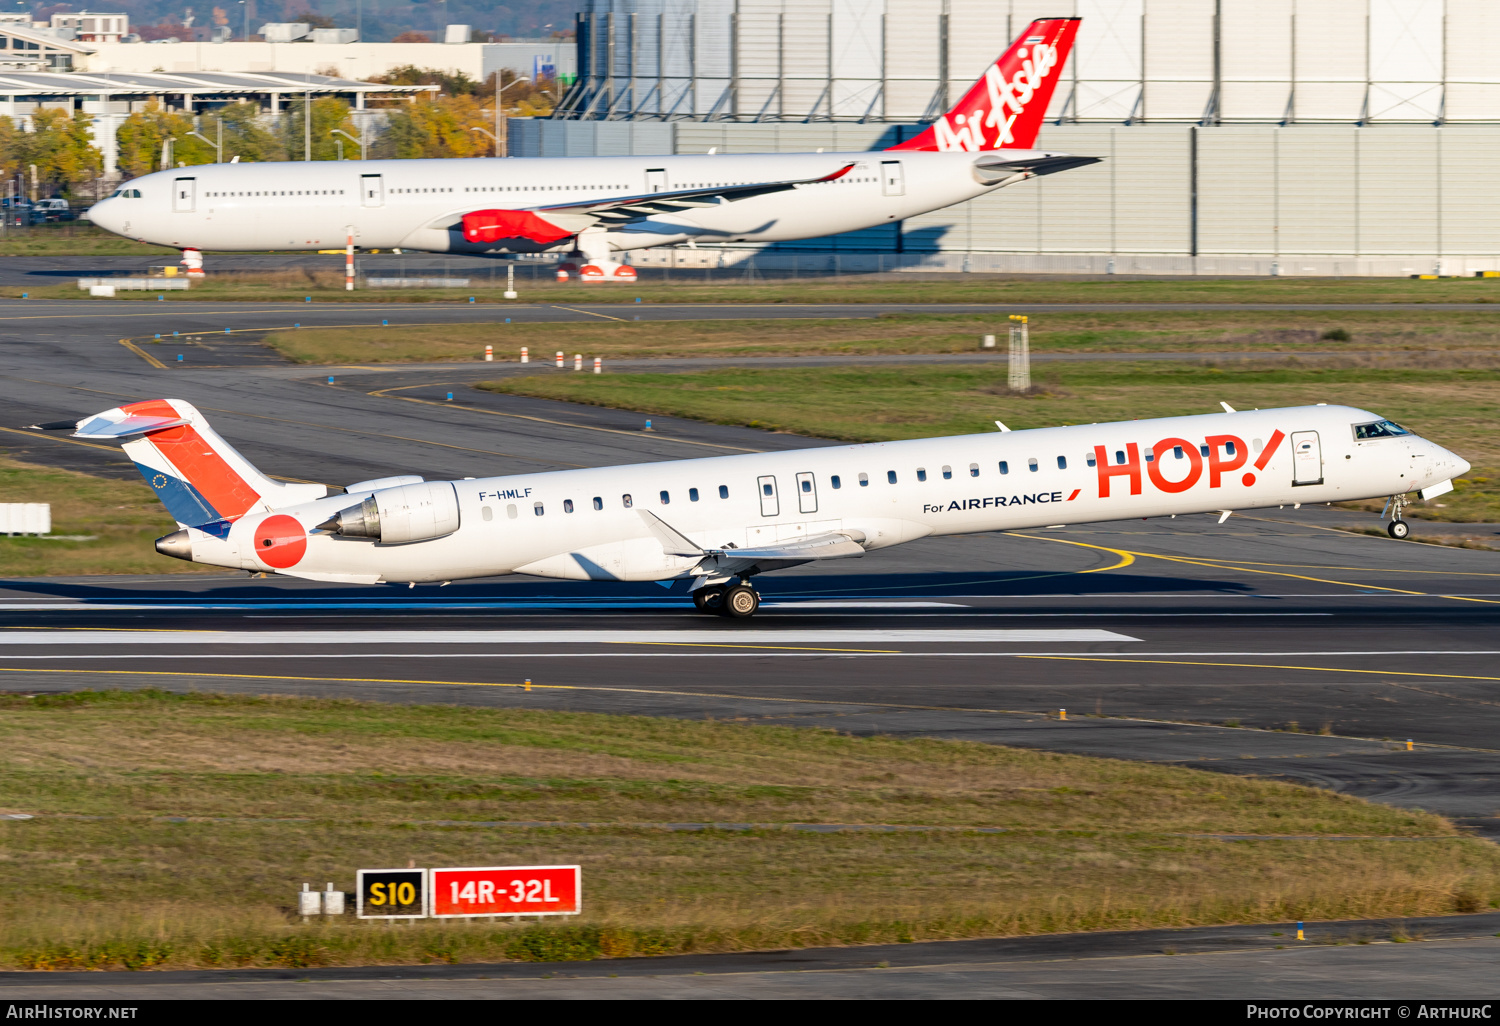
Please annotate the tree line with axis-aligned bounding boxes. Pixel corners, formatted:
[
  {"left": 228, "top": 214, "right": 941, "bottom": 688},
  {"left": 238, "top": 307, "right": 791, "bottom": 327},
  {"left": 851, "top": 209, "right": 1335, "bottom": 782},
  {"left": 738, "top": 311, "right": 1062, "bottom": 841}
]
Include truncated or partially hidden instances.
[{"left": 0, "top": 68, "right": 554, "bottom": 200}]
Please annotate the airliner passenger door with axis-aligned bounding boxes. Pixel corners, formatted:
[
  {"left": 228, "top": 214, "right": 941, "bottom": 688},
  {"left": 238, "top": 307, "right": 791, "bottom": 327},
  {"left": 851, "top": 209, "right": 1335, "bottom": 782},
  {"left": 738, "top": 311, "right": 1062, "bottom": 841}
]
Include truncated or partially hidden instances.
[
  {"left": 1291, "top": 430, "right": 1323, "bottom": 485},
  {"left": 361, "top": 174, "right": 384, "bottom": 207},
  {"left": 646, "top": 168, "right": 667, "bottom": 193},
  {"left": 881, "top": 160, "right": 905, "bottom": 197},
  {"left": 757, "top": 475, "right": 779, "bottom": 517},
  {"left": 795, "top": 472, "right": 818, "bottom": 514},
  {"left": 172, "top": 177, "right": 195, "bottom": 213}
]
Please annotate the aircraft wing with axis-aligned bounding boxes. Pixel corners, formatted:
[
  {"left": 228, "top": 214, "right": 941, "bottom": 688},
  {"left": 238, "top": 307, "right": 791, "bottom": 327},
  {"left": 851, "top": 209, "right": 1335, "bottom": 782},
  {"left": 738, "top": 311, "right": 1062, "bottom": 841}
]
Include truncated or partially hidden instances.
[
  {"left": 971, "top": 153, "right": 1101, "bottom": 185},
  {"left": 460, "top": 163, "right": 856, "bottom": 244},
  {"left": 637, "top": 510, "right": 866, "bottom": 567}
]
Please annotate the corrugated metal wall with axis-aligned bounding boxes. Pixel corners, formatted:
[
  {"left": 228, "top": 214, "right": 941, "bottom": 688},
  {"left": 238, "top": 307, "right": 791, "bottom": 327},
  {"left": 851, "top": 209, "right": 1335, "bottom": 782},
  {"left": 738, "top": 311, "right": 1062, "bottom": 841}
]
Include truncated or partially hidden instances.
[
  {"left": 560, "top": 0, "right": 1500, "bottom": 124},
  {"left": 513, "top": 119, "right": 1500, "bottom": 272}
]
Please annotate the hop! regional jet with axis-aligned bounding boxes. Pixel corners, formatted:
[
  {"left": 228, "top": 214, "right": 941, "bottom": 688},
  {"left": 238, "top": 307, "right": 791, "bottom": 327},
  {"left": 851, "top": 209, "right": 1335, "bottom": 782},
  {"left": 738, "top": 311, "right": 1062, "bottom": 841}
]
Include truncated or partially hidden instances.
[
  {"left": 42, "top": 400, "right": 1467, "bottom": 617},
  {"left": 86, "top": 18, "right": 1100, "bottom": 279}
]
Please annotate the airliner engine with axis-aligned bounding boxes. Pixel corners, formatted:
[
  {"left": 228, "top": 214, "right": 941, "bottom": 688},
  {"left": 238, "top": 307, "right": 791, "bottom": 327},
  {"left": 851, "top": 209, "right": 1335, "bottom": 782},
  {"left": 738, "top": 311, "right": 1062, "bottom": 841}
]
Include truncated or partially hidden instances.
[{"left": 319, "top": 481, "right": 461, "bottom": 544}]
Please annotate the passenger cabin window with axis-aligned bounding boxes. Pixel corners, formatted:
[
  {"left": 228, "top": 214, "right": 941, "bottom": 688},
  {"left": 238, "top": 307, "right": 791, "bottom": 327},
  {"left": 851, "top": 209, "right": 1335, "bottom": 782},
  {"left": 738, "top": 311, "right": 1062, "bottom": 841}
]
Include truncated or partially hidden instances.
[
  {"left": 1144, "top": 448, "right": 1155, "bottom": 462},
  {"left": 916, "top": 468, "right": 927, "bottom": 482},
  {"left": 506, "top": 504, "right": 518, "bottom": 519},
  {"left": 1057, "top": 456, "right": 1067, "bottom": 470},
  {"left": 481, "top": 506, "right": 493, "bottom": 521},
  {"left": 534, "top": 502, "right": 544, "bottom": 516},
  {"left": 1225, "top": 441, "right": 1237, "bottom": 455},
  {"left": 660, "top": 490, "right": 670, "bottom": 504},
  {"left": 1199, "top": 445, "right": 1210, "bottom": 457},
  {"left": 1028, "top": 458, "right": 1039, "bottom": 472},
  {"left": 593, "top": 496, "right": 603, "bottom": 510},
  {"left": 718, "top": 485, "right": 729, "bottom": 499},
  {"left": 887, "top": 470, "right": 898, "bottom": 484},
  {"left": 800, "top": 478, "right": 812, "bottom": 492},
  {"left": 859, "top": 473, "right": 869, "bottom": 487},
  {"left": 622, "top": 494, "right": 633, "bottom": 508},
  {"left": 563, "top": 499, "right": 574, "bottom": 513},
  {"left": 942, "top": 465, "right": 952, "bottom": 479},
  {"left": 1117, "top": 450, "right": 1128, "bottom": 464},
  {"left": 1173, "top": 446, "right": 1184, "bottom": 459},
  {"left": 999, "top": 461, "right": 1009, "bottom": 475},
  {"left": 689, "top": 487, "right": 700, "bottom": 502},
  {"left": 969, "top": 463, "right": 979, "bottom": 477},
  {"left": 831, "top": 475, "right": 841, "bottom": 489},
  {"left": 1086, "top": 453, "right": 1097, "bottom": 467}
]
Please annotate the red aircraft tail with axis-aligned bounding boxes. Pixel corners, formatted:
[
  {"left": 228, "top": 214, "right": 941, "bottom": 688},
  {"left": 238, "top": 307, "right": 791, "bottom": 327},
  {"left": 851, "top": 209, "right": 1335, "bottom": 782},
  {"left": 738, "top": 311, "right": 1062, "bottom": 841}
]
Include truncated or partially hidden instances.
[{"left": 888, "top": 17, "right": 1080, "bottom": 153}]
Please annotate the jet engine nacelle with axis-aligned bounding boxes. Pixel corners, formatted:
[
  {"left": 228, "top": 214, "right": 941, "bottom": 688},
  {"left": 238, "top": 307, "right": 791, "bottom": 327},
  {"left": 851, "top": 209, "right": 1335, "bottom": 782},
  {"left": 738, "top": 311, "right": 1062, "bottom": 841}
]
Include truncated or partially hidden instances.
[{"left": 319, "top": 481, "right": 460, "bottom": 544}]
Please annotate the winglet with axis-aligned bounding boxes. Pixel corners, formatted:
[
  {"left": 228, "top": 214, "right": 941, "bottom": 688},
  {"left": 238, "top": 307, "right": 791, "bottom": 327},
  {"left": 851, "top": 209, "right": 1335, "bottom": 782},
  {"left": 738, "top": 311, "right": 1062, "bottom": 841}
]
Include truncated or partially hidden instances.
[
  {"left": 637, "top": 510, "right": 706, "bottom": 557},
  {"left": 1220, "top": 401, "right": 1237, "bottom": 414},
  {"left": 1217, "top": 510, "right": 1233, "bottom": 524},
  {"left": 995, "top": 420, "right": 1011, "bottom": 433}
]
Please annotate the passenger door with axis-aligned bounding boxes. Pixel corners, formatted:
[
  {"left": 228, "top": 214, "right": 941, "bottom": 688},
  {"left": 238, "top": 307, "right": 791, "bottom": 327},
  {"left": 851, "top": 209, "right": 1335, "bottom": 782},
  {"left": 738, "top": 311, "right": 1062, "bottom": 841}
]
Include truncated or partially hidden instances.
[
  {"left": 361, "top": 173, "right": 384, "bottom": 207},
  {"left": 172, "top": 177, "right": 195, "bottom": 213},
  {"left": 1291, "top": 430, "right": 1323, "bottom": 485},
  {"left": 880, "top": 160, "right": 905, "bottom": 197},
  {"left": 645, "top": 168, "right": 667, "bottom": 193},
  {"left": 795, "top": 471, "right": 818, "bottom": 514},
  {"left": 757, "top": 475, "right": 779, "bottom": 517}
]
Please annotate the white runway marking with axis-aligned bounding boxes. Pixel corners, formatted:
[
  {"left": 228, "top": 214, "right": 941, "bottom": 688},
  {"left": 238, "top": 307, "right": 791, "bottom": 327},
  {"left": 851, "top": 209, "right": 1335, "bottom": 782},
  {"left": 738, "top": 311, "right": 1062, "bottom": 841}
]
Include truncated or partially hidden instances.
[
  {"left": 3, "top": 650, "right": 1496, "bottom": 660},
  {"left": 0, "top": 629, "right": 1138, "bottom": 645}
]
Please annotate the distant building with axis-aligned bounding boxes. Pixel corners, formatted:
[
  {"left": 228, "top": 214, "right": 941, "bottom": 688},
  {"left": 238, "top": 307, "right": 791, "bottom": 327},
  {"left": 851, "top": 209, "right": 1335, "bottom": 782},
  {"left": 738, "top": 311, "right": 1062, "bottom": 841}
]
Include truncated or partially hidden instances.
[
  {"left": 78, "top": 38, "right": 575, "bottom": 83},
  {"left": 50, "top": 12, "right": 128, "bottom": 44}
]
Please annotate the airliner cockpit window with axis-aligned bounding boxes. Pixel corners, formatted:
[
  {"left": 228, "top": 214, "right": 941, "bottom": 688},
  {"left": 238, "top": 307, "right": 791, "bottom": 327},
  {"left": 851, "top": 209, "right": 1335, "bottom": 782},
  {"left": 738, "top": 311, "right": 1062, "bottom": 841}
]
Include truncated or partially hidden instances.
[{"left": 1353, "top": 420, "right": 1412, "bottom": 439}]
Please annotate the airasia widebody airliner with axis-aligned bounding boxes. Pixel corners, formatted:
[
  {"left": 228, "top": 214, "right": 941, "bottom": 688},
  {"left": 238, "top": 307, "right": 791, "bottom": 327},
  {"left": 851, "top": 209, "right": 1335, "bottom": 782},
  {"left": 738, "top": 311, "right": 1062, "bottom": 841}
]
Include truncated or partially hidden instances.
[
  {"left": 42, "top": 399, "right": 1467, "bottom": 617},
  {"left": 85, "top": 19, "right": 1097, "bottom": 280}
]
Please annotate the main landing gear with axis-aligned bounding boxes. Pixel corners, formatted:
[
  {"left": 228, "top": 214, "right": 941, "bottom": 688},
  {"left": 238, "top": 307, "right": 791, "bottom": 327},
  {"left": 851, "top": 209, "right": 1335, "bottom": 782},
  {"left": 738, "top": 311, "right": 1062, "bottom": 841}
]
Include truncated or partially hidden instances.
[
  {"left": 692, "top": 582, "right": 761, "bottom": 618},
  {"left": 1386, "top": 493, "right": 1410, "bottom": 540}
]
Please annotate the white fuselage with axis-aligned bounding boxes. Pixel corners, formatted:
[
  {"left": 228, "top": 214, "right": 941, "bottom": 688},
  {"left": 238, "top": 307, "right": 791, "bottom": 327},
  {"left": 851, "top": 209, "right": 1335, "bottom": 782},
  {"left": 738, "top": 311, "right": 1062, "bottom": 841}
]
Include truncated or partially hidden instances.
[
  {"left": 187, "top": 405, "right": 1467, "bottom": 585},
  {"left": 85, "top": 150, "right": 1031, "bottom": 254}
]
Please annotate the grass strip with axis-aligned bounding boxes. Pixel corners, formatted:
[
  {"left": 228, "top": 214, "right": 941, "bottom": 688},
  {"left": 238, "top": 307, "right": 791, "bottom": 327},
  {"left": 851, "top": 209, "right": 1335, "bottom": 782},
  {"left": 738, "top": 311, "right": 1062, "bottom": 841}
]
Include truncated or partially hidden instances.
[
  {"left": 0, "top": 456, "right": 218, "bottom": 576},
  {"left": 482, "top": 360, "right": 1500, "bottom": 522},
  {"left": 0, "top": 689, "right": 1494, "bottom": 969},
  {"left": 264, "top": 309, "right": 1500, "bottom": 365},
  {"left": 10, "top": 274, "right": 1500, "bottom": 304}
]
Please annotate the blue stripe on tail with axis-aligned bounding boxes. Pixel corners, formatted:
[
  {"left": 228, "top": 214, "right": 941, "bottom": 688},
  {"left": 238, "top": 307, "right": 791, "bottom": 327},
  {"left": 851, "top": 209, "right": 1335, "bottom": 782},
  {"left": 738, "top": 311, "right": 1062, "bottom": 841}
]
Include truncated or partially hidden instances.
[{"left": 133, "top": 462, "right": 221, "bottom": 526}]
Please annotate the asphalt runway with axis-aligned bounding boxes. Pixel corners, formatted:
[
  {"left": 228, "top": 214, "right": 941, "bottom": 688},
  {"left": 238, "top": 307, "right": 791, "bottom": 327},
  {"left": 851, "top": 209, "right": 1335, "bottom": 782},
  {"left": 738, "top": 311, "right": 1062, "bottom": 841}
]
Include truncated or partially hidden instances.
[
  {"left": 4, "top": 292, "right": 1500, "bottom": 998},
  {"left": 4, "top": 912, "right": 1498, "bottom": 999}
]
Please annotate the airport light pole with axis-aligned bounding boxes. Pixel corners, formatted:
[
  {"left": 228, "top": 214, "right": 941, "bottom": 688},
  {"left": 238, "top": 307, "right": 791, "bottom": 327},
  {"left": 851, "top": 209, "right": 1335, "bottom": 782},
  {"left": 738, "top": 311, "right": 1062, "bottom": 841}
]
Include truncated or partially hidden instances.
[
  {"left": 491, "top": 75, "right": 529, "bottom": 158},
  {"left": 330, "top": 128, "right": 365, "bottom": 159}
]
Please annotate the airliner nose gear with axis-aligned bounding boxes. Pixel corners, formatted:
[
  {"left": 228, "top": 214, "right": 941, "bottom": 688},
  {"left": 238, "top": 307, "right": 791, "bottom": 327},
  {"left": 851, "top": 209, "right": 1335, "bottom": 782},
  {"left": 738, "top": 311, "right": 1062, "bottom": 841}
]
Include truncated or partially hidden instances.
[{"left": 1385, "top": 493, "right": 1411, "bottom": 540}]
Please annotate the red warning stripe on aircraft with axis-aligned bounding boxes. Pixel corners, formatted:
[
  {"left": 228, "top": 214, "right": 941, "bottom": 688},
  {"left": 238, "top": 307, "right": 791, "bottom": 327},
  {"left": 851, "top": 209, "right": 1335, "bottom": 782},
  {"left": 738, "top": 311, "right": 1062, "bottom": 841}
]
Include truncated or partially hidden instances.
[{"left": 122, "top": 399, "right": 262, "bottom": 521}]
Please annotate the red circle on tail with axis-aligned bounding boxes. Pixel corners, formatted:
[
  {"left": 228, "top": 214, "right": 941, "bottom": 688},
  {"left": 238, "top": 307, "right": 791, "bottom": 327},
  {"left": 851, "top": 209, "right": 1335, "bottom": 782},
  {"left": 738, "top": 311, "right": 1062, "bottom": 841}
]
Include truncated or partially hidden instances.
[{"left": 253, "top": 514, "right": 307, "bottom": 569}]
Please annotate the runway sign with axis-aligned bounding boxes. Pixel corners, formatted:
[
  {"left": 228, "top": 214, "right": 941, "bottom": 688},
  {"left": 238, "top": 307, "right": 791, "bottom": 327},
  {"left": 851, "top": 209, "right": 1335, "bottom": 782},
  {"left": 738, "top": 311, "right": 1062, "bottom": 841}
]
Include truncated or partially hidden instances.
[
  {"left": 431, "top": 865, "right": 581, "bottom": 918},
  {"left": 357, "top": 868, "right": 428, "bottom": 919}
]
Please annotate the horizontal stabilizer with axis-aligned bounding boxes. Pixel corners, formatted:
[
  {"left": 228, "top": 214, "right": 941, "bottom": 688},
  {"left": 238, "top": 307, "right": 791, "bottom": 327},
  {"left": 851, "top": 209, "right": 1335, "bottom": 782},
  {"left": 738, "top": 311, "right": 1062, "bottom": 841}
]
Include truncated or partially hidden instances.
[{"left": 72, "top": 412, "right": 189, "bottom": 439}]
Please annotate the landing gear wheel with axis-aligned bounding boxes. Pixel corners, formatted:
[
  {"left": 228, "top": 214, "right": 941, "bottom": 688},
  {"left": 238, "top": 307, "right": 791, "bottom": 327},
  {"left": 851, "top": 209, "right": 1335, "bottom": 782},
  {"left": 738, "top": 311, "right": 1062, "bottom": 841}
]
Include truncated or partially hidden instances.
[
  {"left": 1388, "top": 519, "right": 1410, "bottom": 540},
  {"left": 693, "top": 587, "right": 725, "bottom": 614},
  {"left": 721, "top": 585, "right": 760, "bottom": 618}
]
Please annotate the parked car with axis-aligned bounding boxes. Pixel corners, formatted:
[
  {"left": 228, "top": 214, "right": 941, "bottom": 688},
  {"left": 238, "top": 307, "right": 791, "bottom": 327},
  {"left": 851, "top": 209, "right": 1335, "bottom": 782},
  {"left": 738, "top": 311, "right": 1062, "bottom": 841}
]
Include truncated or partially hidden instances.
[
  {"left": 0, "top": 198, "right": 31, "bottom": 226},
  {"left": 31, "top": 198, "right": 75, "bottom": 223}
]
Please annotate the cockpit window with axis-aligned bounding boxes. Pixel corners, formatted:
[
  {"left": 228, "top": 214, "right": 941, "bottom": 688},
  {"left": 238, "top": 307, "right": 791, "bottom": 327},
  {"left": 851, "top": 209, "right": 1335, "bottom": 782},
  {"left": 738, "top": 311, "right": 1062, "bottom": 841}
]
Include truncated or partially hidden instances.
[{"left": 1353, "top": 420, "right": 1412, "bottom": 440}]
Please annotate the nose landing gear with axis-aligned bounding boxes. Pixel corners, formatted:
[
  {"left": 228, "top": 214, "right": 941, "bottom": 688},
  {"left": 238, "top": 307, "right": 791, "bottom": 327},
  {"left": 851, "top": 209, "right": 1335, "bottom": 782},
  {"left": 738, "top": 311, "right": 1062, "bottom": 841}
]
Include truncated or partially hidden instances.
[{"left": 1386, "top": 493, "right": 1411, "bottom": 539}]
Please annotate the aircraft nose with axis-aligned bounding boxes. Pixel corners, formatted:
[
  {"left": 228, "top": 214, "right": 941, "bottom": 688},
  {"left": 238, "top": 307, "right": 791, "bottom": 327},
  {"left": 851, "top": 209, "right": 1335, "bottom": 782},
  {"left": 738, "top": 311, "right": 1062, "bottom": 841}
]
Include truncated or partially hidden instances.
[{"left": 88, "top": 198, "right": 122, "bottom": 234}]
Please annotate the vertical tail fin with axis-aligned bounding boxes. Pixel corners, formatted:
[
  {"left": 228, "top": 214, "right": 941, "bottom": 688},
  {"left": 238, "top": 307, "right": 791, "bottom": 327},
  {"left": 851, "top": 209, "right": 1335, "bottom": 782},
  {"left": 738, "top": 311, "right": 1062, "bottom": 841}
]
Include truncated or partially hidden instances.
[
  {"left": 73, "top": 399, "right": 326, "bottom": 527},
  {"left": 889, "top": 17, "right": 1081, "bottom": 153}
]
